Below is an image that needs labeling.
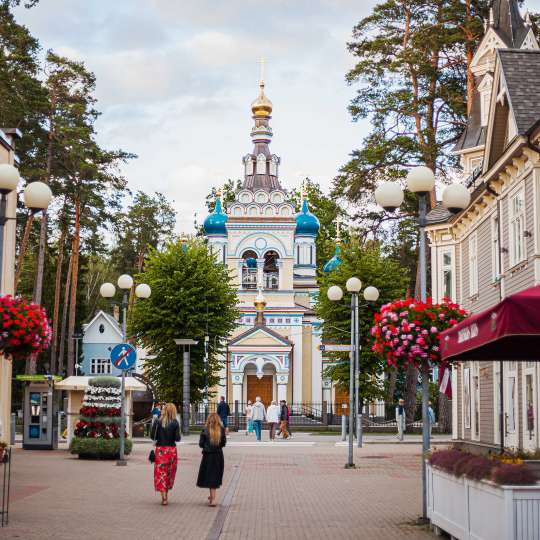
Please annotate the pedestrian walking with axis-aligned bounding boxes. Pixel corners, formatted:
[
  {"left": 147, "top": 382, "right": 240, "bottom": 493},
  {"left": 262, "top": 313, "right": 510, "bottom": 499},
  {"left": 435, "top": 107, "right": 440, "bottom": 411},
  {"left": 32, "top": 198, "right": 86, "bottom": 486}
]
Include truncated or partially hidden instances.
[
  {"left": 278, "top": 399, "right": 290, "bottom": 439},
  {"left": 395, "top": 398, "right": 406, "bottom": 441},
  {"left": 251, "top": 396, "right": 266, "bottom": 441},
  {"left": 216, "top": 396, "right": 231, "bottom": 434},
  {"left": 150, "top": 403, "right": 181, "bottom": 506},
  {"left": 245, "top": 400, "right": 254, "bottom": 436},
  {"left": 428, "top": 401, "right": 436, "bottom": 437},
  {"left": 266, "top": 400, "right": 280, "bottom": 441},
  {"left": 151, "top": 403, "right": 161, "bottom": 420},
  {"left": 197, "top": 413, "right": 227, "bottom": 507}
]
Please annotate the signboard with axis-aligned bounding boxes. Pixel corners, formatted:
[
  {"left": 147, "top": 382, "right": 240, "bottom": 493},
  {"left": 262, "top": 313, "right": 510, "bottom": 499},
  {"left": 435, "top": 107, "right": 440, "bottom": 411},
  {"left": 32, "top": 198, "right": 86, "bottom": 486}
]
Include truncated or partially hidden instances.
[
  {"left": 320, "top": 344, "right": 352, "bottom": 352},
  {"left": 110, "top": 343, "right": 137, "bottom": 371}
]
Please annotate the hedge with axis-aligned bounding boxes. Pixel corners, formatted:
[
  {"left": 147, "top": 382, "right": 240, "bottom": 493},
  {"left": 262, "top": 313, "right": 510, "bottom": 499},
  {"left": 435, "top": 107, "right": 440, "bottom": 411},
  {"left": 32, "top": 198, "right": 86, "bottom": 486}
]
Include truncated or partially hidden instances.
[{"left": 70, "top": 437, "right": 133, "bottom": 459}]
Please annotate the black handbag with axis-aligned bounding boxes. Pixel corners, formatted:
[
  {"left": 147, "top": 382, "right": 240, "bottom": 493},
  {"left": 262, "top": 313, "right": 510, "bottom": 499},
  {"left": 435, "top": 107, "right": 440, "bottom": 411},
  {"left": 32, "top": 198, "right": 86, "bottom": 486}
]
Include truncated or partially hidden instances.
[{"left": 149, "top": 449, "right": 155, "bottom": 463}]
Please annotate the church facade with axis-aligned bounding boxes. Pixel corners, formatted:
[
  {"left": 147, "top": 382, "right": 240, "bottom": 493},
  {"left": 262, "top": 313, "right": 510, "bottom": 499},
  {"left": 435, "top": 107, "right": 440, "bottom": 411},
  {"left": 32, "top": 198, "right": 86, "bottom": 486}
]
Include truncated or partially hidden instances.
[{"left": 203, "top": 78, "right": 327, "bottom": 406}]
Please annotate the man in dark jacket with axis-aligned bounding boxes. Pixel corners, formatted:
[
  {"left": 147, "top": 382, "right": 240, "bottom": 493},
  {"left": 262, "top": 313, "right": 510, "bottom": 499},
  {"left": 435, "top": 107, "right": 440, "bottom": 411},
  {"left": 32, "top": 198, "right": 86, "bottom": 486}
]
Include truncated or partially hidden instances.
[
  {"left": 278, "top": 400, "right": 290, "bottom": 439},
  {"left": 216, "top": 396, "right": 231, "bottom": 433}
]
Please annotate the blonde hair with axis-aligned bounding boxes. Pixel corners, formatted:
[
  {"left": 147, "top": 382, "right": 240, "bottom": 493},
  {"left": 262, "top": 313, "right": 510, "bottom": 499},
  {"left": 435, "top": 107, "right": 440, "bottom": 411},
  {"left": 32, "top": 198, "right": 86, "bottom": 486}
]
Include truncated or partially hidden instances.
[
  {"left": 161, "top": 403, "right": 178, "bottom": 428},
  {"left": 206, "top": 413, "right": 223, "bottom": 447}
]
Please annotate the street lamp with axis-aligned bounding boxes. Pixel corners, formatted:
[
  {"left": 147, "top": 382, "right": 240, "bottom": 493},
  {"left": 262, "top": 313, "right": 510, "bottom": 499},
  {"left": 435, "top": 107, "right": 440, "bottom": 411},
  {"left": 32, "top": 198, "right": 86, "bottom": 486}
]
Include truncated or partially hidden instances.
[
  {"left": 374, "top": 166, "right": 470, "bottom": 520},
  {"left": 100, "top": 274, "right": 151, "bottom": 466},
  {"left": 327, "top": 279, "right": 379, "bottom": 467},
  {"left": 0, "top": 164, "right": 52, "bottom": 293}
]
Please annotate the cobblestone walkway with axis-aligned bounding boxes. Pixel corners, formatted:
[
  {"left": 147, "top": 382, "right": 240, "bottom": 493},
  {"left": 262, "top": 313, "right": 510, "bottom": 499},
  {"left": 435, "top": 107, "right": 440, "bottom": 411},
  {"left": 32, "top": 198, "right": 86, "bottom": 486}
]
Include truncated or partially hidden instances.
[{"left": 3, "top": 434, "right": 437, "bottom": 540}]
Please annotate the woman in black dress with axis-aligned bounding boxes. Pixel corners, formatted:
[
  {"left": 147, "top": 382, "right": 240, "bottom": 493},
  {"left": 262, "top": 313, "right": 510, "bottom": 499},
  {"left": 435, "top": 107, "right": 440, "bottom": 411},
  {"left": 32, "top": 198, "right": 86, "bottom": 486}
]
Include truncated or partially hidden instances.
[{"left": 197, "top": 412, "right": 226, "bottom": 506}]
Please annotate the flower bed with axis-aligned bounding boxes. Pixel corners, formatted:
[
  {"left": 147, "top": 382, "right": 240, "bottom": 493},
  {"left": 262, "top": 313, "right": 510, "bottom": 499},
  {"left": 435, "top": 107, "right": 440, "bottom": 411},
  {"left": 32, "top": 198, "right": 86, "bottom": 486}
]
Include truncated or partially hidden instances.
[
  {"left": 429, "top": 448, "right": 538, "bottom": 485},
  {"left": 70, "top": 437, "right": 132, "bottom": 459},
  {"left": 427, "top": 451, "right": 540, "bottom": 540}
]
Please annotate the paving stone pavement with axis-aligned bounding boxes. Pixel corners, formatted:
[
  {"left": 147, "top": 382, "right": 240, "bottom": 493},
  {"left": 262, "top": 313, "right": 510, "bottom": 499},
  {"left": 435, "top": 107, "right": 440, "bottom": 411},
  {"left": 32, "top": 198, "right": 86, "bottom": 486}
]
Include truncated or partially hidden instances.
[{"left": 3, "top": 433, "right": 440, "bottom": 540}]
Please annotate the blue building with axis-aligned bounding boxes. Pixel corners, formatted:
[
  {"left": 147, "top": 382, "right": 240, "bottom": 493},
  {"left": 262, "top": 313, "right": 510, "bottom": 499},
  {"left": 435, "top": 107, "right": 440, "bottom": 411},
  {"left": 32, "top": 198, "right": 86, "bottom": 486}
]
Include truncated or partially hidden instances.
[{"left": 81, "top": 311, "right": 124, "bottom": 377}]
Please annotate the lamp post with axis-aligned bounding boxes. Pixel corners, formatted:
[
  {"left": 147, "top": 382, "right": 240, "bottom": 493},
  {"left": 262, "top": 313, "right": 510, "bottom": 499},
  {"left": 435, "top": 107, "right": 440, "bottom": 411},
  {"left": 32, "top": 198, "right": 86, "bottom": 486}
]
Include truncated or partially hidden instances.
[
  {"left": 100, "top": 275, "right": 151, "bottom": 466},
  {"left": 174, "top": 339, "right": 199, "bottom": 435},
  {"left": 0, "top": 164, "right": 52, "bottom": 293},
  {"left": 204, "top": 335, "right": 210, "bottom": 421},
  {"left": 374, "top": 167, "right": 470, "bottom": 520},
  {"left": 327, "top": 280, "right": 379, "bottom": 467}
]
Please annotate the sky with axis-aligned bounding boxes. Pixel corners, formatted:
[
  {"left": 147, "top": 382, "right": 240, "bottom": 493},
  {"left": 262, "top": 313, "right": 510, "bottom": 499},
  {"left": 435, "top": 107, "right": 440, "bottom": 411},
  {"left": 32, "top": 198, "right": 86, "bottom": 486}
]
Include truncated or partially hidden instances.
[
  {"left": 14, "top": 1, "right": 540, "bottom": 234},
  {"left": 14, "top": 0, "right": 379, "bottom": 233}
]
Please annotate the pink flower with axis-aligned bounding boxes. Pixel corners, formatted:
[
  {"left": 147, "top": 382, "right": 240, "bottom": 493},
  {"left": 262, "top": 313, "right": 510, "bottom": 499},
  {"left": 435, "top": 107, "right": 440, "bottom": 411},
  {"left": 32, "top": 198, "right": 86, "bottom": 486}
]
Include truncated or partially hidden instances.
[{"left": 430, "top": 327, "right": 438, "bottom": 333}]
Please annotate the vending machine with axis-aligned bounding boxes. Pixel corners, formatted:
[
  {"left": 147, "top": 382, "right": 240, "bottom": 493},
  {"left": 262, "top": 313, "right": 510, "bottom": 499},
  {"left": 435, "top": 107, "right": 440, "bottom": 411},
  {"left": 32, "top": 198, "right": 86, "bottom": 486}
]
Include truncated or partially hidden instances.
[{"left": 20, "top": 376, "right": 61, "bottom": 450}]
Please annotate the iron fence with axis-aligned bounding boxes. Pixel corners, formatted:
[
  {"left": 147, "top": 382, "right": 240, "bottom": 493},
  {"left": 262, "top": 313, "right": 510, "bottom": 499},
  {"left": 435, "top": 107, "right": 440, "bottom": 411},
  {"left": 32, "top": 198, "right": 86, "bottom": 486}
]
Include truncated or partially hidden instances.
[{"left": 190, "top": 401, "right": 442, "bottom": 431}]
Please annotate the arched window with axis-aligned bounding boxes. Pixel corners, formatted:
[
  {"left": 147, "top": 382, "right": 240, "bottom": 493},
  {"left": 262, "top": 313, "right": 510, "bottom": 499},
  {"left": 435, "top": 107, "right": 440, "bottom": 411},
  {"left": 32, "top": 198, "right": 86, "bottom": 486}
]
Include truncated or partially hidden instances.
[
  {"left": 256, "top": 154, "right": 266, "bottom": 175},
  {"left": 241, "top": 250, "right": 258, "bottom": 290},
  {"left": 245, "top": 157, "right": 254, "bottom": 176},
  {"left": 264, "top": 250, "right": 279, "bottom": 290}
]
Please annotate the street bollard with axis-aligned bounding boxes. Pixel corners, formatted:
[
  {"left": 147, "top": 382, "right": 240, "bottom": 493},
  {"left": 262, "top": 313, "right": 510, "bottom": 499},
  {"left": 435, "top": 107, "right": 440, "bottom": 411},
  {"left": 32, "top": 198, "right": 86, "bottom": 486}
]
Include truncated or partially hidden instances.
[{"left": 341, "top": 406, "right": 347, "bottom": 441}]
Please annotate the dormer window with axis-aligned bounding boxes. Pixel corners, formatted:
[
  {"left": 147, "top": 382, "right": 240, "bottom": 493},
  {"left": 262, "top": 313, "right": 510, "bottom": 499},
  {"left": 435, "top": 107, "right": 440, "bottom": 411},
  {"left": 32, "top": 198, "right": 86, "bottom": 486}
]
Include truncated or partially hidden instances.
[{"left": 244, "top": 156, "right": 254, "bottom": 176}]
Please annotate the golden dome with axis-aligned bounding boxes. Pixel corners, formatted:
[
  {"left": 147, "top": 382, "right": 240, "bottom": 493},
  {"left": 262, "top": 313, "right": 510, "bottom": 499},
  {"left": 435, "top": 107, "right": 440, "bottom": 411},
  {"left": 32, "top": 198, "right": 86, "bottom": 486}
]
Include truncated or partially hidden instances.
[{"left": 251, "top": 81, "right": 273, "bottom": 117}]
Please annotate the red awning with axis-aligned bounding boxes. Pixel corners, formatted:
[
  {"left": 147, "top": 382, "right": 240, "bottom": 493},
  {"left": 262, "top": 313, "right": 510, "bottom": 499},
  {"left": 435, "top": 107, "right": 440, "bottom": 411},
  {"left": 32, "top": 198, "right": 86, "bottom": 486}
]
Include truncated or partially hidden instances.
[{"left": 440, "top": 284, "right": 540, "bottom": 362}]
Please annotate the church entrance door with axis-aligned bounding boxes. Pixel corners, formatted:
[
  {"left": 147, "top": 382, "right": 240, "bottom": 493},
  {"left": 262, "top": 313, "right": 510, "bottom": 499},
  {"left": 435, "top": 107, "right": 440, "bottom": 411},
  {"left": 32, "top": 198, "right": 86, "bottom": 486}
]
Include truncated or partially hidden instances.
[{"left": 247, "top": 375, "right": 273, "bottom": 406}]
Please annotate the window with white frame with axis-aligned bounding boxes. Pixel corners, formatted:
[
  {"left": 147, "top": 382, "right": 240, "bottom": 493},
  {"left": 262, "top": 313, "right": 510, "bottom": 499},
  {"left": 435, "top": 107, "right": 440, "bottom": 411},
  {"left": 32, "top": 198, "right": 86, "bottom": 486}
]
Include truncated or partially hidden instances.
[
  {"left": 468, "top": 232, "right": 478, "bottom": 296},
  {"left": 491, "top": 214, "right": 501, "bottom": 281},
  {"left": 441, "top": 249, "right": 453, "bottom": 300},
  {"left": 509, "top": 189, "right": 525, "bottom": 266},
  {"left": 91, "top": 358, "right": 111, "bottom": 375}
]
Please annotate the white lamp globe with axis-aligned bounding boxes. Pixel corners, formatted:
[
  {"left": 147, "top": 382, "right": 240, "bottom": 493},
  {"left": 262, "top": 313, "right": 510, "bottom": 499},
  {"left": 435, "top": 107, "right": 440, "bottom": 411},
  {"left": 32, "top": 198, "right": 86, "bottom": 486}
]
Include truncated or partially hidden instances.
[
  {"left": 117, "top": 274, "right": 133, "bottom": 290},
  {"left": 23, "top": 181, "right": 52, "bottom": 211},
  {"left": 0, "top": 164, "right": 20, "bottom": 193},
  {"left": 327, "top": 285, "right": 344, "bottom": 302},
  {"left": 135, "top": 283, "right": 151, "bottom": 299},
  {"left": 100, "top": 282, "right": 116, "bottom": 298},
  {"left": 406, "top": 166, "right": 435, "bottom": 193},
  {"left": 374, "top": 182, "right": 404, "bottom": 212},
  {"left": 346, "top": 277, "right": 362, "bottom": 293},
  {"left": 442, "top": 183, "right": 470, "bottom": 214},
  {"left": 363, "top": 286, "right": 380, "bottom": 302}
]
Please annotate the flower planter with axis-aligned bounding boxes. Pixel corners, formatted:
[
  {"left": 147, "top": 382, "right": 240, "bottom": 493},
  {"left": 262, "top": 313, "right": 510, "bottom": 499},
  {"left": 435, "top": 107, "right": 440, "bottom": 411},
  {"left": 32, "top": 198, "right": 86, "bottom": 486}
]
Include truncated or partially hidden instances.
[{"left": 427, "top": 462, "right": 540, "bottom": 540}]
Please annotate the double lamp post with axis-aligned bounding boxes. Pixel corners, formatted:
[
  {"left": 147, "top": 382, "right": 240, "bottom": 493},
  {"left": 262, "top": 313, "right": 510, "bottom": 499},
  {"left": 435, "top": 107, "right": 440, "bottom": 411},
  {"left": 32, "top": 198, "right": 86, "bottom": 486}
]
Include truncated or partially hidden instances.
[
  {"left": 100, "top": 274, "right": 151, "bottom": 466},
  {"left": 374, "top": 166, "right": 470, "bottom": 520},
  {"left": 327, "top": 278, "right": 379, "bottom": 468}
]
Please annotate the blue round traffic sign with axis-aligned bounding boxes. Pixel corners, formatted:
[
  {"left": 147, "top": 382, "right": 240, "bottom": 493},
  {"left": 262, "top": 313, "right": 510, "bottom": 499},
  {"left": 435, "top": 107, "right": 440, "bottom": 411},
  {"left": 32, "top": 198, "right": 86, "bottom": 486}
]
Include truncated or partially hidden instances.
[{"left": 110, "top": 343, "right": 137, "bottom": 371}]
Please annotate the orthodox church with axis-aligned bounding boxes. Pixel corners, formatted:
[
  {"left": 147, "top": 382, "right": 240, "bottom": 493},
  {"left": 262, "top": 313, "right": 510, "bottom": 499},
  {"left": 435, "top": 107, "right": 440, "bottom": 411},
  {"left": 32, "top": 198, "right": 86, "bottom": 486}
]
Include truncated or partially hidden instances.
[{"left": 203, "top": 78, "right": 332, "bottom": 406}]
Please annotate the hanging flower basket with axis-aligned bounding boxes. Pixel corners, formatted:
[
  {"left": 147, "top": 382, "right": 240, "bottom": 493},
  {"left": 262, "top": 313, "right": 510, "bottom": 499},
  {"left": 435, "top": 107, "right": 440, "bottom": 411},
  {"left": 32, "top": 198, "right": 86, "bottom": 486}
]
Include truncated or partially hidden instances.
[
  {"left": 0, "top": 295, "right": 52, "bottom": 360},
  {"left": 371, "top": 298, "right": 468, "bottom": 369}
]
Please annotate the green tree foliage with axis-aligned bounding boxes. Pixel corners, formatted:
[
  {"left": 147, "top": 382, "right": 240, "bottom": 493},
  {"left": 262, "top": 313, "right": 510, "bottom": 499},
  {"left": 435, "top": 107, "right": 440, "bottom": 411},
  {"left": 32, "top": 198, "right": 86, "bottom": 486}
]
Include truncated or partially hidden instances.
[
  {"left": 111, "top": 191, "right": 176, "bottom": 274},
  {"left": 316, "top": 240, "right": 409, "bottom": 399},
  {"left": 205, "top": 179, "right": 242, "bottom": 211},
  {"left": 130, "top": 240, "right": 239, "bottom": 403},
  {"left": 288, "top": 178, "right": 349, "bottom": 268}
]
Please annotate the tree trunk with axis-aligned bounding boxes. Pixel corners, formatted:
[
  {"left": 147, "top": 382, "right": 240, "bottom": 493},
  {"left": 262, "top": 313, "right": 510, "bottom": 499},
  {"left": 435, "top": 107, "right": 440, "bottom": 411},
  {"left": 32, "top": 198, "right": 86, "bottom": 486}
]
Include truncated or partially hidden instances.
[
  {"left": 66, "top": 198, "right": 81, "bottom": 376},
  {"left": 14, "top": 213, "right": 34, "bottom": 293},
  {"left": 387, "top": 369, "right": 397, "bottom": 403},
  {"left": 33, "top": 91, "right": 56, "bottom": 305},
  {"left": 404, "top": 364, "right": 419, "bottom": 425},
  {"left": 50, "top": 227, "right": 67, "bottom": 374},
  {"left": 58, "top": 254, "right": 73, "bottom": 377},
  {"left": 438, "top": 393, "right": 452, "bottom": 434}
]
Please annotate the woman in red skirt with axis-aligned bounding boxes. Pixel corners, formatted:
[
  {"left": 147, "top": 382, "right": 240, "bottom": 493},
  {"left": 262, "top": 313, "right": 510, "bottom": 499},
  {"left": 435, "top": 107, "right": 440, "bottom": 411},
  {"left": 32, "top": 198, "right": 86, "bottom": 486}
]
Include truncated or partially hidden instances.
[{"left": 151, "top": 403, "right": 181, "bottom": 505}]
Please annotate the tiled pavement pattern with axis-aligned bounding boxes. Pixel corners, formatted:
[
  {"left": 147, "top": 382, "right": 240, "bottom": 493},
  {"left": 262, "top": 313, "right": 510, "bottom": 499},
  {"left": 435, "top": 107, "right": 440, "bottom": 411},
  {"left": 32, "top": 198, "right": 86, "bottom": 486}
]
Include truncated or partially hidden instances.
[{"left": 3, "top": 434, "right": 439, "bottom": 540}]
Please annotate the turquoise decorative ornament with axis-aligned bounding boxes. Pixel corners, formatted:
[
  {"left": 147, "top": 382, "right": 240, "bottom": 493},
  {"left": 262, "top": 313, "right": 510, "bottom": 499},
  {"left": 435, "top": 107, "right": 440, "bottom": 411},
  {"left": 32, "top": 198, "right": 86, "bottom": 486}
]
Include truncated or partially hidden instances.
[
  {"left": 323, "top": 245, "right": 342, "bottom": 273},
  {"left": 203, "top": 197, "right": 228, "bottom": 236},
  {"left": 295, "top": 199, "right": 320, "bottom": 236}
]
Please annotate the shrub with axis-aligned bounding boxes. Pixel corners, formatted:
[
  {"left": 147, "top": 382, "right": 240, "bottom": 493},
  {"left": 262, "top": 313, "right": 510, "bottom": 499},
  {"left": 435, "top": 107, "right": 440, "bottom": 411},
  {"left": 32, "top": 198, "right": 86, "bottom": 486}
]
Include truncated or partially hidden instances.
[
  {"left": 429, "top": 449, "right": 465, "bottom": 474},
  {"left": 492, "top": 464, "right": 537, "bottom": 486},
  {"left": 70, "top": 437, "right": 132, "bottom": 459},
  {"left": 88, "top": 376, "right": 120, "bottom": 388}
]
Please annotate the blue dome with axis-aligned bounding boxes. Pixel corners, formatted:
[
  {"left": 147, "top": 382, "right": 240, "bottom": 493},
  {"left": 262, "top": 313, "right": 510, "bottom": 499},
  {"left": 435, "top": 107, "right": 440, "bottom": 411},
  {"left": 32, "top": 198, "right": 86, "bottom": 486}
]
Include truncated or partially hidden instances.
[
  {"left": 295, "top": 200, "right": 320, "bottom": 236},
  {"left": 323, "top": 245, "right": 342, "bottom": 273},
  {"left": 204, "top": 198, "right": 228, "bottom": 236}
]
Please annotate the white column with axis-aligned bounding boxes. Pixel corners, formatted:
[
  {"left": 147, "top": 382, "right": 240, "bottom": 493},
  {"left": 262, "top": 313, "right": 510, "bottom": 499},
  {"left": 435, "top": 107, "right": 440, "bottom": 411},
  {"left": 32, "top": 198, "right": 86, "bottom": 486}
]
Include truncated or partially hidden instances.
[
  {"left": 232, "top": 382, "right": 243, "bottom": 404},
  {"left": 257, "top": 258, "right": 265, "bottom": 288},
  {"left": 276, "top": 259, "right": 284, "bottom": 290},
  {"left": 290, "top": 329, "right": 303, "bottom": 403},
  {"left": 311, "top": 325, "right": 322, "bottom": 403},
  {"left": 452, "top": 365, "right": 458, "bottom": 440},
  {"left": 277, "top": 383, "right": 287, "bottom": 402}
]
